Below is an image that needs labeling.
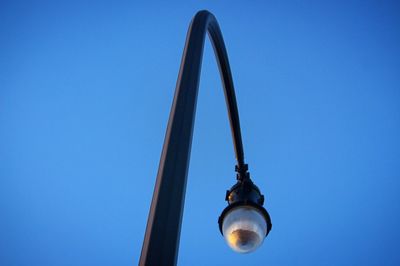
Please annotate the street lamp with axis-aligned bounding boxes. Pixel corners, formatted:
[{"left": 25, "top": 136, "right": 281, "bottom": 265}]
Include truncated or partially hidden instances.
[
  {"left": 139, "top": 10, "right": 272, "bottom": 266},
  {"left": 219, "top": 165, "right": 272, "bottom": 253}
]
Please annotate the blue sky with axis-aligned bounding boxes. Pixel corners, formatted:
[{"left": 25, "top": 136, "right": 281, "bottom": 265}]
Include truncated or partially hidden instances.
[{"left": 1, "top": 1, "right": 399, "bottom": 265}]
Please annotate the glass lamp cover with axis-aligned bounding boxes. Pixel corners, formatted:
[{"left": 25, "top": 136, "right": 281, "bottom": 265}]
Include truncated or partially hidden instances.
[{"left": 222, "top": 206, "right": 267, "bottom": 253}]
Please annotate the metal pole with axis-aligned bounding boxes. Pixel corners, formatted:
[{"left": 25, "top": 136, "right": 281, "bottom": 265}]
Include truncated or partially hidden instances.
[{"left": 139, "top": 10, "right": 246, "bottom": 266}]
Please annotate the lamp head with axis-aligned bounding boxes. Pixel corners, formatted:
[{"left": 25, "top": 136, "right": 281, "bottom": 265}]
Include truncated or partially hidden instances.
[{"left": 218, "top": 165, "right": 272, "bottom": 253}]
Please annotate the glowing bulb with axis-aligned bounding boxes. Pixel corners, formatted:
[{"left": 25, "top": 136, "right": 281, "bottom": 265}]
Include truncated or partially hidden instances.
[{"left": 222, "top": 206, "right": 267, "bottom": 253}]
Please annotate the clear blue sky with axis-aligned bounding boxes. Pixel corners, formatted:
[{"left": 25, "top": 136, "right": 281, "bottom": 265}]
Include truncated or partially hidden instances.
[{"left": 1, "top": 1, "right": 399, "bottom": 265}]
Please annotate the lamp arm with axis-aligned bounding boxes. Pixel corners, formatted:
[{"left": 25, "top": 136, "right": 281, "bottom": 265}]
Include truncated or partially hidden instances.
[{"left": 140, "top": 10, "right": 247, "bottom": 266}]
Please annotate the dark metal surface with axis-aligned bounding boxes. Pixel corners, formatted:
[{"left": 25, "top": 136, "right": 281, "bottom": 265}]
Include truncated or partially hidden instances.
[{"left": 139, "top": 10, "right": 247, "bottom": 266}]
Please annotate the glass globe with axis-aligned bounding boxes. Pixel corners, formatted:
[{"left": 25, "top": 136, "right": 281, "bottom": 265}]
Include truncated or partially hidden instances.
[{"left": 222, "top": 206, "right": 267, "bottom": 253}]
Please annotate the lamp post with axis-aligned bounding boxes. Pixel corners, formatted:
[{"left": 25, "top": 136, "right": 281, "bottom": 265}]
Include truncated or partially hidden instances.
[{"left": 139, "top": 10, "right": 272, "bottom": 266}]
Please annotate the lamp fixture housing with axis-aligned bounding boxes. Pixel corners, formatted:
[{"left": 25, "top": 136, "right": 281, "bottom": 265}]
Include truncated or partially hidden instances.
[{"left": 218, "top": 165, "right": 272, "bottom": 253}]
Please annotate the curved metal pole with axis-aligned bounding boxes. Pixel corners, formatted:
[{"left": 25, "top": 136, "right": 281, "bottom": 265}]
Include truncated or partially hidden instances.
[{"left": 140, "top": 10, "right": 246, "bottom": 266}]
